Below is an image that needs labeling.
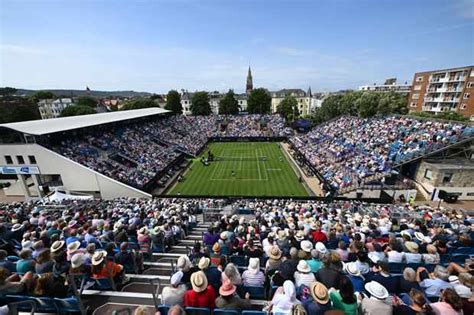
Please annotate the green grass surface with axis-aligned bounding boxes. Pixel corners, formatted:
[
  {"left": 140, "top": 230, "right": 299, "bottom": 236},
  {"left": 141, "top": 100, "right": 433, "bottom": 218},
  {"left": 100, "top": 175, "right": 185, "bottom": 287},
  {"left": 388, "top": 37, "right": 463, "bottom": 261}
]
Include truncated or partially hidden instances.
[{"left": 168, "top": 142, "right": 309, "bottom": 197}]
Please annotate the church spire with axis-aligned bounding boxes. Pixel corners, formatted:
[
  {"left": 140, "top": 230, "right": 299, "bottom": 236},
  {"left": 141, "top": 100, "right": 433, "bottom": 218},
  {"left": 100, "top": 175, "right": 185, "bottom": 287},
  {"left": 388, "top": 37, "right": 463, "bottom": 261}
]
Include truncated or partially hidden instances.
[{"left": 246, "top": 66, "right": 253, "bottom": 95}]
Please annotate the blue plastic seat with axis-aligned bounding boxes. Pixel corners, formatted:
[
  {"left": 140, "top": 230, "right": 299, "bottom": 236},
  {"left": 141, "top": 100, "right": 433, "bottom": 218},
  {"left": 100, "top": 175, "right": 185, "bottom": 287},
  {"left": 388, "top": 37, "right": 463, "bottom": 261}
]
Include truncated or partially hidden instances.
[
  {"left": 214, "top": 309, "right": 241, "bottom": 315},
  {"left": 452, "top": 247, "right": 473, "bottom": 255},
  {"left": 55, "top": 296, "right": 85, "bottom": 314},
  {"left": 451, "top": 254, "right": 468, "bottom": 264},
  {"left": 388, "top": 262, "right": 404, "bottom": 274},
  {"left": 185, "top": 307, "right": 211, "bottom": 315},
  {"left": 242, "top": 311, "right": 266, "bottom": 315},
  {"left": 230, "top": 255, "right": 247, "bottom": 267},
  {"left": 243, "top": 285, "right": 266, "bottom": 300}
]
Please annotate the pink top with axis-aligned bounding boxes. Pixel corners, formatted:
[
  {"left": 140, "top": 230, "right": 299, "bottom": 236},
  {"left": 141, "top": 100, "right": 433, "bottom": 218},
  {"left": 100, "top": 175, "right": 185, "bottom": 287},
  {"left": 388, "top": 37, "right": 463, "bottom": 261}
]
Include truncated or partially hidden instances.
[{"left": 430, "top": 302, "right": 463, "bottom": 315}]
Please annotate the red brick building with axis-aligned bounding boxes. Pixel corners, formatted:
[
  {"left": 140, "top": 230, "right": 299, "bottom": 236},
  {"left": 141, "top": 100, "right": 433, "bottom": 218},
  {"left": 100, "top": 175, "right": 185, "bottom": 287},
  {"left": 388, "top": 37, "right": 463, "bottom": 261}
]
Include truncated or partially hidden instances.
[{"left": 407, "top": 66, "right": 474, "bottom": 121}]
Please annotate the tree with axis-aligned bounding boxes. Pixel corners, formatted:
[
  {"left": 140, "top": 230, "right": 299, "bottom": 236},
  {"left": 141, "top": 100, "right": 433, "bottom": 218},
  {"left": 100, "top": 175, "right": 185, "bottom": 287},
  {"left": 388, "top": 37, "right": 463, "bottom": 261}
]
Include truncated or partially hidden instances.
[
  {"left": 318, "top": 94, "right": 344, "bottom": 121},
  {"left": 377, "top": 91, "right": 408, "bottom": 115},
  {"left": 0, "top": 93, "right": 40, "bottom": 123},
  {"left": 276, "top": 96, "right": 299, "bottom": 122},
  {"left": 218, "top": 89, "right": 239, "bottom": 115},
  {"left": 247, "top": 88, "right": 271, "bottom": 114},
  {"left": 59, "top": 105, "right": 96, "bottom": 117},
  {"left": 0, "top": 87, "right": 17, "bottom": 97},
  {"left": 76, "top": 96, "right": 97, "bottom": 108},
  {"left": 120, "top": 98, "right": 158, "bottom": 110},
  {"left": 29, "top": 90, "right": 55, "bottom": 102},
  {"left": 410, "top": 111, "right": 468, "bottom": 122},
  {"left": 165, "top": 90, "right": 183, "bottom": 114},
  {"left": 355, "top": 92, "right": 380, "bottom": 118},
  {"left": 190, "top": 91, "right": 211, "bottom": 115}
]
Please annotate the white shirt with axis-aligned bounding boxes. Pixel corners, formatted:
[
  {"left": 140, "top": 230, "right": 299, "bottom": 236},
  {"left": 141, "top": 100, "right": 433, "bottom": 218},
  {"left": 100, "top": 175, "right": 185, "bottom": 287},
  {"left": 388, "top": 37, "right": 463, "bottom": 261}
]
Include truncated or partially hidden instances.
[
  {"left": 387, "top": 250, "right": 404, "bottom": 263},
  {"left": 404, "top": 252, "right": 422, "bottom": 263}
]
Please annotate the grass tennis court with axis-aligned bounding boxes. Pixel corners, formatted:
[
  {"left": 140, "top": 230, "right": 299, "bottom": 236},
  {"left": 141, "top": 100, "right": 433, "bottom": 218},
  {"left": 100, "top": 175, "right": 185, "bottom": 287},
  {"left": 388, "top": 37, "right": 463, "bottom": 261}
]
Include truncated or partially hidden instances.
[{"left": 168, "top": 142, "right": 309, "bottom": 197}]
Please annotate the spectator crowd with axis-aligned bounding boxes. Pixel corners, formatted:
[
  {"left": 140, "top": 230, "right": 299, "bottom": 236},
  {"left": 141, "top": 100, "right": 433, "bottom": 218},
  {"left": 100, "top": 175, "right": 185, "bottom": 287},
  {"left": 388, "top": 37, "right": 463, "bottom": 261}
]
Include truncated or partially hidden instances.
[
  {"left": 289, "top": 116, "right": 473, "bottom": 192},
  {"left": 0, "top": 198, "right": 472, "bottom": 315}
]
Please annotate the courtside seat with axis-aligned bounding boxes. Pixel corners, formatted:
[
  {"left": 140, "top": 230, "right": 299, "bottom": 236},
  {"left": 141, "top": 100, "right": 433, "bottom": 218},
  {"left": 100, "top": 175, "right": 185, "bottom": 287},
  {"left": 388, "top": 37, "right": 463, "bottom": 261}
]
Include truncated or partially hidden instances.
[
  {"left": 230, "top": 255, "right": 248, "bottom": 267},
  {"left": 243, "top": 286, "right": 266, "bottom": 300}
]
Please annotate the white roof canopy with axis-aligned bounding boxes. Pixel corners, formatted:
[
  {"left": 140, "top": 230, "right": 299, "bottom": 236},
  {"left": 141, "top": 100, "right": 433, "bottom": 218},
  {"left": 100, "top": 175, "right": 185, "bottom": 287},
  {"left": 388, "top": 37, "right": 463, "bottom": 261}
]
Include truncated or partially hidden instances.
[{"left": 0, "top": 107, "right": 169, "bottom": 136}]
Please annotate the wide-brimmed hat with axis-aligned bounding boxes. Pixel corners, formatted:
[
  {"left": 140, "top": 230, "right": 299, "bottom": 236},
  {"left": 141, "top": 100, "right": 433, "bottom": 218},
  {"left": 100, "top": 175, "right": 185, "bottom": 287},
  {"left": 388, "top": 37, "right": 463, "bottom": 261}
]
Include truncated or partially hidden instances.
[
  {"left": 269, "top": 246, "right": 282, "bottom": 260},
  {"left": 91, "top": 251, "right": 107, "bottom": 266},
  {"left": 310, "top": 282, "right": 329, "bottom": 304},
  {"left": 426, "top": 244, "right": 437, "bottom": 254},
  {"left": 301, "top": 240, "right": 312, "bottom": 253},
  {"left": 414, "top": 232, "right": 425, "bottom": 242},
  {"left": 71, "top": 253, "right": 85, "bottom": 269},
  {"left": 11, "top": 223, "right": 22, "bottom": 232},
  {"left": 277, "top": 230, "right": 286, "bottom": 240},
  {"left": 248, "top": 257, "right": 260, "bottom": 274},
  {"left": 212, "top": 242, "right": 221, "bottom": 253},
  {"left": 295, "top": 231, "right": 304, "bottom": 241},
  {"left": 138, "top": 226, "right": 148, "bottom": 235},
  {"left": 315, "top": 242, "right": 327, "bottom": 254},
  {"left": 405, "top": 241, "right": 419, "bottom": 253},
  {"left": 198, "top": 257, "right": 210, "bottom": 270},
  {"left": 50, "top": 240, "right": 65, "bottom": 253},
  {"left": 219, "top": 279, "right": 236, "bottom": 296},
  {"left": 190, "top": 271, "right": 208, "bottom": 293},
  {"left": 400, "top": 230, "right": 411, "bottom": 240},
  {"left": 177, "top": 255, "right": 190, "bottom": 270},
  {"left": 364, "top": 281, "right": 389, "bottom": 299},
  {"left": 345, "top": 262, "right": 361, "bottom": 277},
  {"left": 220, "top": 232, "right": 227, "bottom": 240},
  {"left": 67, "top": 240, "right": 81, "bottom": 252},
  {"left": 310, "top": 222, "right": 318, "bottom": 230},
  {"left": 297, "top": 260, "right": 311, "bottom": 273}
]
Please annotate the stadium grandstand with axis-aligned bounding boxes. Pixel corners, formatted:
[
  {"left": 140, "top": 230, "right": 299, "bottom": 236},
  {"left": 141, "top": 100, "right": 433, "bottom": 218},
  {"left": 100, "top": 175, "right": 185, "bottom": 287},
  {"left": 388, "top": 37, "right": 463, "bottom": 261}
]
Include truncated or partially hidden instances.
[{"left": 1, "top": 111, "right": 474, "bottom": 314}]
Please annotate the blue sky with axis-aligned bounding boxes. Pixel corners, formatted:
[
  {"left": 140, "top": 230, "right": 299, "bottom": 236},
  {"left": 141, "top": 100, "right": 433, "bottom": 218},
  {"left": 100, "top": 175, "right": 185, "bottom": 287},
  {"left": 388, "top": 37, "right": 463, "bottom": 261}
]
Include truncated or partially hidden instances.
[{"left": 1, "top": 0, "right": 473, "bottom": 93}]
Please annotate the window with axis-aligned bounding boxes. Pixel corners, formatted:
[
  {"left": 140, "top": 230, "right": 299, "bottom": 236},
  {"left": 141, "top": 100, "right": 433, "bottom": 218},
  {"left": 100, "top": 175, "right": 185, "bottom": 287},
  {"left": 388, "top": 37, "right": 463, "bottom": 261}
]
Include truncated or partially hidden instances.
[
  {"left": 16, "top": 155, "right": 25, "bottom": 164},
  {"left": 4, "top": 155, "right": 13, "bottom": 164},
  {"left": 414, "top": 84, "right": 421, "bottom": 91},
  {"left": 442, "top": 173, "right": 453, "bottom": 183},
  {"left": 464, "top": 93, "right": 470, "bottom": 99},
  {"left": 410, "top": 102, "right": 418, "bottom": 107},
  {"left": 416, "top": 76, "right": 423, "bottom": 82},
  {"left": 460, "top": 103, "right": 467, "bottom": 110},
  {"left": 424, "top": 169, "right": 432, "bottom": 180},
  {"left": 412, "top": 93, "right": 419, "bottom": 100},
  {"left": 28, "top": 155, "right": 37, "bottom": 164}
]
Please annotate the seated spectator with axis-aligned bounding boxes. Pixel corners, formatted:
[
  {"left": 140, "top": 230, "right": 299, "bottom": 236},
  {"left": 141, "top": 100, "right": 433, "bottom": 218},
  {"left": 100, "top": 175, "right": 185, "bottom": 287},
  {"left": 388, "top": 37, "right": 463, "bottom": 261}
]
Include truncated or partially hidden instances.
[
  {"left": 114, "top": 242, "right": 137, "bottom": 273},
  {"left": 210, "top": 243, "right": 227, "bottom": 267},
  {"left": 404, "top": 242, "right": 422, "bottom": 263},
  {"left": 16, "top": 249, "right": 35, "bottom": 275},
  {"left": 35, "top": 249, "right": 54, "bottom": 274},
  {"left": 299, "top": 240, "right": 313, "bottom": 260},
  {"left": 0, "top": 250, "right": 15, "bottom": 273},
  {"left": 417, "top": 266, "right": 452, "bottom": 298},
  {"left": 316, "top": 253, "right": 342, "bottom": 290},
  {"left": 302, "top": 282, "right": 332, "bottom": 315},
  {"left": 361, "top": 281, "right": 391, "bottom": 315},
  {"left": 355, "top": 251, "right": 371, "bottom": 275},
  {"left": 366, "top": 261, "right": 397, "bottom": 294},
  {"left": 161, "top": 271, "right": 187, "bottom": 306},
  {"left": 222, "top": 263, "right": 242, "bottom": 286},
  {"left": 266, "top": 246, "right": 283, "bottom": 273},
  {"left": 242, "top": 257, "right": 265, "bottom": 287},
  {"left": 270, "top": 280, "right": 301, "bottom": 314},
  {"left": 137, "top": 227, "right": 151, "bottom": 256},
  {"left": 244, "top": 239, "right": 263, "bottom": 258},
  {"left": 329, "top": 276, "right": 358, "bottom": 315},
  {"left": 295, "top": 260, "right": 316, "bottom": 288},
  {"left": 33, "top": 272, "right": 68, "bottom": 298},
  {"left": 91, "top": 250, "right": 124, "bottom": 283},
  {"left": 198, "top": 257, "right": 221, "bottom": 292},
  {"left": 306, "top": 249, "right": 323, "bottom": 273},
  {"left": 215, "top": 278, "right": 251, "bottom": 310},
  {"left": 66, "top": 240, "right": 83, "bottom": 261},
  {"left": 393, "top": 288, "right": 427, "bottom": 315},
  {"left": 0, "top": 267, "right": 34, "bottom": 294},
  {"left": 69, "top": 253, "right": 90, "bottom": 276},
  {"left": 336, "top": 241, "right": 349, "bottom": 262},
  {"left": 183, "top": 271, "right": 217, "bottom": 309},
  {"left": 422, "top": 245, "right": 440, "bottom": 265},
  {"left": 176, "top": 255, "right": 195, "bottom": 284},
  {"left": 398, "top": 268, "right": 420, "bottom": 294},
  {"left": 344, "top": 262, "right": 364, "bottom": 293},
  {"left": 430, "top": 288, "right": 464, "bottom": 315}
]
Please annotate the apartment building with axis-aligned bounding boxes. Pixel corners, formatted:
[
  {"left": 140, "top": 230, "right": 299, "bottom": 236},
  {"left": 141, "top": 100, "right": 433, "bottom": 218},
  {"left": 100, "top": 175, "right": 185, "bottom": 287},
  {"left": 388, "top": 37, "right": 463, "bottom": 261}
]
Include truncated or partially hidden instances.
[
  {"left": 407, "top": 66, "right": 474, "bottom": 121},
  {"left": 38, "top": 98, "right": 74, "bottom": 119},
  {"left": 271, "top": 88, "right": 314, "bottom": 116},
  {"left": 359, "top": 78, "right": 411, "bottom": 95}
]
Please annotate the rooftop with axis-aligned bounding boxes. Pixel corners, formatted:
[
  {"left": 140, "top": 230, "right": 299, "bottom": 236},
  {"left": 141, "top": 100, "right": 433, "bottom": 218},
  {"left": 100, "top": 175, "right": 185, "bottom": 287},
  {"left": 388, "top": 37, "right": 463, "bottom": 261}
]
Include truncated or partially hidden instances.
[{"left": 0, "top": 107, "right": 169, "bottom": 136}]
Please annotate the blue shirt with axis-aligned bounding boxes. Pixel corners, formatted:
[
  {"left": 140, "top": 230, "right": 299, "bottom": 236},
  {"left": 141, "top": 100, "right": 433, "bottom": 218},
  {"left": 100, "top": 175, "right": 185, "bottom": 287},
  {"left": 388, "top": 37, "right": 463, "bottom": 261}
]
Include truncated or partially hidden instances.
[{"left": 348, "top": 275, "right": 365, "bottom": 293}]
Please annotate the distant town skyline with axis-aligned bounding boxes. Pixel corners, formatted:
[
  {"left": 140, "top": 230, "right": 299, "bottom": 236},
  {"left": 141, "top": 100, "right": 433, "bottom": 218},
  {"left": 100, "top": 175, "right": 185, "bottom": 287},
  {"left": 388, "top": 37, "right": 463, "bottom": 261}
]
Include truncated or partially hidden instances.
[{"left": 1, "top": 0, "right": 473, "bottom": 93}]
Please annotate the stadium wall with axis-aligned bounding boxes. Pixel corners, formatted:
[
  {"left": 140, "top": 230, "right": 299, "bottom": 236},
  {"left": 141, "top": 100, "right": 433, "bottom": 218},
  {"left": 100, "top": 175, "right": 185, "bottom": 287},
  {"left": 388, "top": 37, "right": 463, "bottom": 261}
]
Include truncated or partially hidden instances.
[{"left": 0, "top": 144, "right": 151, "bottom": 199}]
